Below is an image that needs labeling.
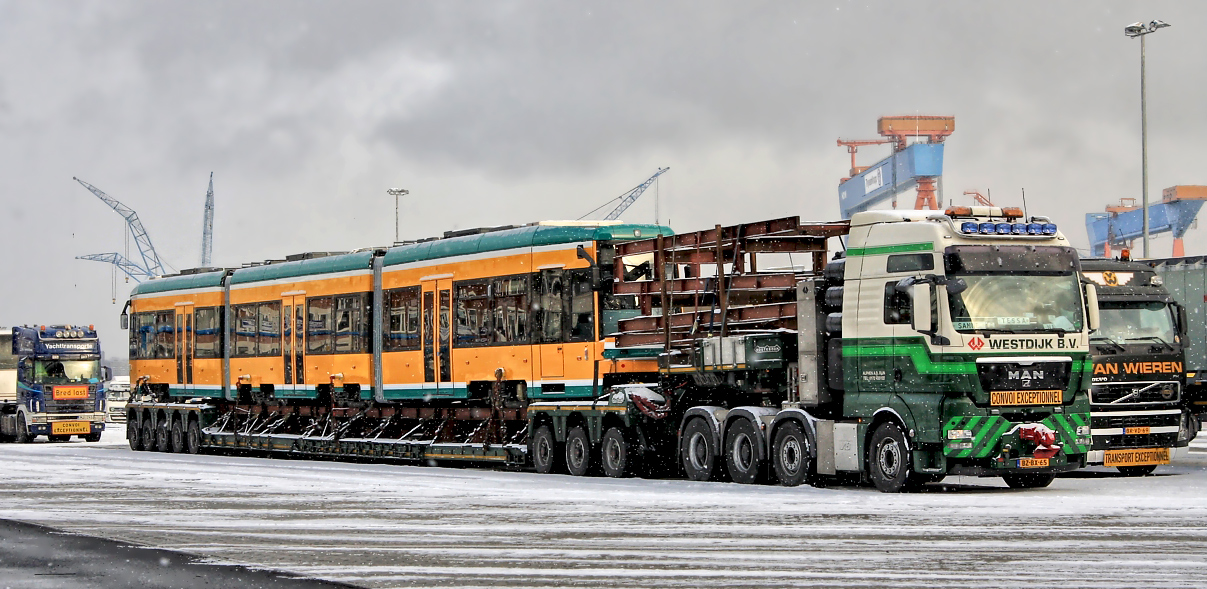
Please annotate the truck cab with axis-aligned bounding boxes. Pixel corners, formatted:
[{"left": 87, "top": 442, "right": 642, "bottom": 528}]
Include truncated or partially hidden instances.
[
  {"left": 1081, "top": 257, "right": 1190, "bottom": 474},
  {"left": 0, "top": 325, "right": 107, "bottom": 443}
]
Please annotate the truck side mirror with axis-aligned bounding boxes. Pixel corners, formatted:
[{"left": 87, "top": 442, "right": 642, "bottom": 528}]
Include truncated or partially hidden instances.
[
  {"left": 911, "top": 283, "right": 932, "bottom": 333},
  {"left": 103, "top": 366, "right": 112, "bottom": 381},
  {"left": 120, "top": 313, "right": 129, "bottom": 330},
  {"left": 946, "top": 277, "right": 967, "bottom": 295},
  {"left": 1084, "top": 283, "right": 1100, "bottom": 332}
]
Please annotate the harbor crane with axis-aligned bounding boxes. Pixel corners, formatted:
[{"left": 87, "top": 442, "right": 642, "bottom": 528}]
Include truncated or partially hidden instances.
[
  {"left": 578, "top": 167, "right": 670, "bottom": 221},
  {"left": 73, "top": 177, "right": 166, "bottom": 280}
]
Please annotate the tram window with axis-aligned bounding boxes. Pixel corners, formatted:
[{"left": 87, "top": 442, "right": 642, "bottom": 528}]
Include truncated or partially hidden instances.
[
  {"left": 194, "top": 307, "right": 222, "bottom": 358},
  {"left": 307, "top": 296, "right": 333, "bottom": 354},
  {"left": 454, "top": 281, "right": 491, "bottom": 347},
  {"left": 567, "top": 270, "right": 594, "bottom": 341},
  {"left": 385, "top": 287, "right": 420, "bottom": 352},
  {"left": 232, "top": 304, "right": 258, "bottom": 357},
  {"left": 333, "top": 293, "right": 369, "bottom": 354},
  {"left": 492, "top": 275, "right": 528, "bottom": 344},
  {"left": 151, "top": 310, "right": 175, "bottom": 359},
  {"left": 258, "top": 302, "right": 282, "bottom": 356},
  {"left": 130, "top": 312, "right": 151, "bottom": 358},
  {"left": 534, "top": 270, "right": 566, "bottom": 343}
]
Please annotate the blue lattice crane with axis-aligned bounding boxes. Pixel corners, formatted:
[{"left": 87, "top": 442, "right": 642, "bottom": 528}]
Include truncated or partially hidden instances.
[
  {"left": 578, "top": 167, "right": 670, "bottom": 221},
  {"left": 73, "top": 177, "right": 167, "bottom": 282}
]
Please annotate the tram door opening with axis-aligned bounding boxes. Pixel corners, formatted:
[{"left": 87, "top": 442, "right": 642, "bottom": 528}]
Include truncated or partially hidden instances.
[
  {"left": 421, "top": 279, "right": 453, "bottom": 392},
  {"left": 281, "top": 294, "right": 305, "bottom": 397},
  {"left": 537, "top": 269, "right": 565, "bottom": 379},
  {"left": 174, "top": 303, "right": 194, "bottom": 393}
]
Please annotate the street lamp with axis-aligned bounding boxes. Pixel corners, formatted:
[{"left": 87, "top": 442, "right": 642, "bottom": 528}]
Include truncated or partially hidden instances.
[
  {"left": 386, "top": 188, "right": 409, "bottom": 244},
  {"left": 1125, "top": 19, "right": 1170, "bottom": 258}
]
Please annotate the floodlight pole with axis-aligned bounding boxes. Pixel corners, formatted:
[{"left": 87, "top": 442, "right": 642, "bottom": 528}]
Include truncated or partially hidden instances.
[
  {"left": 386, "top": 188, "right": 409, "bottom": 244},
  {"left": 1126, "top": 20, "right": 1170, "bottom": 258}
]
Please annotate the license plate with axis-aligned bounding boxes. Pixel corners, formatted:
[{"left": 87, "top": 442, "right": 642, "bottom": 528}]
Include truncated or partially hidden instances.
[
  {"left": 1018, "top": 458, "right": 1049, "bottom": 468},
  {"left": 990, "top": 390, "right": 1062, "bottom": 406},
  {"left": 1104, "top": 447, "right": 1170, "bottom": 467},
  {"left": 1124, "top": 426, "right": 1151, "bottom": 435},
  {"left": 50, "top": 421, "right": 91, "bottom": 435},
  {"left": 52, "top": 386, "right": 89, "bottom": 400}
]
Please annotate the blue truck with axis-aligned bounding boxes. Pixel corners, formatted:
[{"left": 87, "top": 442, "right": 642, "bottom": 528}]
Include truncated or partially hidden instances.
[{"left": 0, "top": 325, "right": 108, "bottom": 443}]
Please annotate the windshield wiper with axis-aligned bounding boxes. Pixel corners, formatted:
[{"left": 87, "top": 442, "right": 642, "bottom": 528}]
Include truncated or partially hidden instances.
[
  {"left": 1091, "top": 337, "right": 1126, "bottom": 352},
  {"left": 1125, "top": 335, "right": 1175, "bottom": 351}
]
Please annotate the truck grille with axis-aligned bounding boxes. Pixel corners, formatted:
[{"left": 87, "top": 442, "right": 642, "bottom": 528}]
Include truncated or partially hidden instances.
[
  {"left": 44, "top": 385, "right": 98, "bottom": 413},
  {"left": 976, "top": 361, "right": 1070, "bottom": 392},
  {"left": 1090, "top": 381, "right": 1179, "bottom": 405}
]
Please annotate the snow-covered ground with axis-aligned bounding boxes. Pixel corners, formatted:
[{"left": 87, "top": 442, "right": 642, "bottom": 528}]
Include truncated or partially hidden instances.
[{"left": 2, "top": 425, "right": 1206, "bottom": 589}]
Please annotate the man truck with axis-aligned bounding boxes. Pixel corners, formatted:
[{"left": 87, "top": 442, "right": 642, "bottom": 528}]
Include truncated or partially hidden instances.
[{"left": 0, "top": 325, "right": 107, "bottom": 443}]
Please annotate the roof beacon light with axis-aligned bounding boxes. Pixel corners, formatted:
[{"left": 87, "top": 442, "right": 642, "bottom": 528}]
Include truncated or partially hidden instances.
[
  {"left": 1001, "top": 207, "right": 1025, "bottom": 219},
  {"left": 961, "top": 222, "right": 979, "bottom": 234},
  {"left": 996, "top": 223, "right": 1012, "bottom": 234},
  {"left": 1012, "top": 223, "right": 1027, "bottom": 235},
  {"left": 1027, "top": 223, "right": 1043, "bottom": 235},
  {"left": 979, "top": 223, "right": 996, "bottom": 235},
  {"left": 946, "top": 206, "right": 973, "bottom": 217},
  {"left": 1042, "top": 224, "right": 1058, "bottom": 235}
]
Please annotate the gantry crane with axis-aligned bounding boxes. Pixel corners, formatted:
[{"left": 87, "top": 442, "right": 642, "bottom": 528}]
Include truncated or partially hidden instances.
[
  {"left": 1086, "top": 186, "right": 1207, "bottom": 257},
  {"left": 837, "top": 116, "right": 955, "bottom": 219}
]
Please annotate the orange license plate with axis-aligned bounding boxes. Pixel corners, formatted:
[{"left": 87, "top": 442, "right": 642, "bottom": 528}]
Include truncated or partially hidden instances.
[
  {"left": 1124, "top": 427, "right": 1151, "bottom": 435},
  {"left": 1019, "top": 458, "right": 1049, "bottom": 468},
  {"left": 50, "top": 421, "right": 91, "bottom": 435},
  {"left": 990, "top": 390, "right": 1062, "bottom": 406},
  {"left": 1104, "top": 447, "right": 1170, "bottom": 467},
  {"left": 52, "top": 386, "right": 89, "bottom": 400}
]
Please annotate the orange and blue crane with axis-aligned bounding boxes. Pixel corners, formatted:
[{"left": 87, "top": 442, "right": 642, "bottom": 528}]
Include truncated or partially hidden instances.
[
  {"left": 1086, "top": 185, "right": 1207, "bottom": 257},
  {"left": 837, "top": 116, "right": 954, "bottom": 219}
]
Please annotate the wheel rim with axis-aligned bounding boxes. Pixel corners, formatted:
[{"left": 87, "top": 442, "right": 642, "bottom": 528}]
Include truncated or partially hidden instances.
[
  {"left": 779, "top": 436, "right": 802, "bottom": 474},
  {"left": 878, "top": 437, "right": 902, "bottom": 477},
  {"left": 732, "top": 433, "right": 755, "bottom": 472},
  {"left": 604, "top": 437, "right": 623, "bottom": 470},
  {"left": 568, "top": 437, "right": 586, "bottom": 470},
  {"left": 688, "top": 432, "right": 710, "bottom": 470},
  {"left": 536, "top": 435, "right": 551, "bottom": 466}
]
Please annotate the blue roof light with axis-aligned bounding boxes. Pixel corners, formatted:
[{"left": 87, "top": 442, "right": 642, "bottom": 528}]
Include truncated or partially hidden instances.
[
  {"left": 1042, "top": 223, "right": 1058, "bottom": 235},
  {"left": 961, "top": 222, "right": 979, "bottom": 234},
  {"left": 979, "top": 223, "right": 996, "bottom": 234},
  {"left": 995, "top": 223, "right": 1012, "bottom": 234},
  {"left": 1027, "top": 223, "right": 1043, "bottom": 235},
  {"left": 1012, "top": 223, "right": 1027, "bottom": 235}
]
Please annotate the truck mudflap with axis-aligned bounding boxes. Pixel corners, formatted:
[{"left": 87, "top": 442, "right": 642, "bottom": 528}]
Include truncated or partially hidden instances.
[{"left": 941, "top": 412, "right": 1091, "bottom": 474}]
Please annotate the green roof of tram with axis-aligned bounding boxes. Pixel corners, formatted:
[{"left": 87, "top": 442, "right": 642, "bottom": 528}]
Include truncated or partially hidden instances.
[{"left": 130, "top": 222, "right": 672, "bottom": 295}]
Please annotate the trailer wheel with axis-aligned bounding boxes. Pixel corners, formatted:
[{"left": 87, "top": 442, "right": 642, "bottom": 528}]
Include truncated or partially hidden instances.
[
  {"left": 681, "top": 418, "right": 719, "bottom": 481},
  {"left": 1117, "top": 465, "right": 1158, "bottom": 477},
  {"left": 186, "top": 419, "right": 202, "bottom": 454},
  {"left": 565, "top": 426, "right": 595, "bottom": 476},
  {"left": 141, "top": 418, "right": 156, "bottom": 451},
  {"left": 601, "top": 427, "right": 632, "bottom": 478},
  {"left": 772, "top": 421, "right": 811, "bottom": 487},
  {"left": 128, "top": 417, "right": 143, "bottom": 450},
  {"left": 869, "top": 421, "right": 915, "bottom": 493},
  {"left": 724, "top": 419, "right": 764, "bottom": 484},
  {"left": 531, "top": 424, "right": 562, "bottom": 474},
  {"left": 1002, "top": 473, "right": 1055, "bottom": 488},
  {"left": 170, "top": 417, "right": 186, "bottom": 453},
  {"left": 156, "top": 419, "right": 171, "bottom": 452}
]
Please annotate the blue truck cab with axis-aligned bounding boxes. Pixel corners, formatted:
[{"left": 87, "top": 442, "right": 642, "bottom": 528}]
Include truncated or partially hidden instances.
[{"left": 0, "top": 325, "right": 108, "bottom": 442}]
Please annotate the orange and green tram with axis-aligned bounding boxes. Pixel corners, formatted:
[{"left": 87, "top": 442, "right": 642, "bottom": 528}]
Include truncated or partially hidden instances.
[{"left": 122, "top": 221, "right": 671, "bottom": 463}]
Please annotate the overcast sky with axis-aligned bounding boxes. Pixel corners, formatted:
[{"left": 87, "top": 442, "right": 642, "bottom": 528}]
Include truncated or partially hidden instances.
[{"left": 2, "top": 1, "right": 1205, "bottom": 359}]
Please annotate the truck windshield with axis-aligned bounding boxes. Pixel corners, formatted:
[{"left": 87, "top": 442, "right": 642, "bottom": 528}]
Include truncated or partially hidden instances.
[
  {"left": 32, "top": 360, "right": 101, "bottom": 384},
  {"left": 945, "top": 245, "right": 1084, "bottom": 334},
  {"left": 1092, "top": 301, "right": 1176, "bottom": 345}
]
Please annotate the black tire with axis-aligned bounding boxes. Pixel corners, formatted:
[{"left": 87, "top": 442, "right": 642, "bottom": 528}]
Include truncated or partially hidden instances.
[
  {"left": 772, "top": 421, "right": 812, "bottom": 487},
  {"left": 601, "top": 427, "right": 632, "bottom": 478},
  {"left": 15, "top": 419, "right": 32, "bottom": 443},
  {"left": 83, "top": 432, "right": 102, "bottom": 443},
  {"left": 565, "top": 426, "right": 594, "bottom": 476},
  {"left": 1003, "top": 472, "right": 1056, "bottom": 488},
  {"left": 186, "top": 419, "right": 202, "bottom": 454},
  {"left": 128, "top": 417, "right": 143, "bottom": 450},
  {"left": 724, "top": 419, "right": 764, "bottom": 484},
  {"left": 170, "top": 417, "right": 186, "bottom": 453},
  {"left": 156, "top": 418, "right": 171, "bottom": 452},
  {"left": 681, "top": 418, "right": 720, "bottom": 481},
  {"left": 141, "top": 417, "right": 157, "bottom": 451},
  {"left": 1117, "top": 464, "right": 1158, "bottom": 477},
  {"left": 531, "top": 424, "right": 562, "bottom": 474},
  {"left": 47, "top": 434, "right": 71, "bottom": 443},
  {"left": 869, "top": 421, "right": 916, "bottom": 493}
]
